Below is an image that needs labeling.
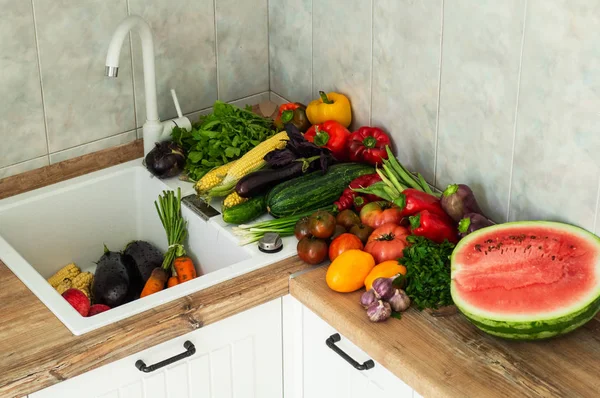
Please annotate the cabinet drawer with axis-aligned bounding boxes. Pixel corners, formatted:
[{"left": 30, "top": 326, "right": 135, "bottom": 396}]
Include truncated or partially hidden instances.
[
  {"left": 283, "top": 295, "right": 417, "bottom": 398},
  {"left": 32, "top": 298, "right": 283, "bottom": 398}
]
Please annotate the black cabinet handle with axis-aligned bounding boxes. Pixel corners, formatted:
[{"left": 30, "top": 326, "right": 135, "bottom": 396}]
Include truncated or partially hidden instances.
[
  {"left": 135, "top": 341, "right": 196, "bottom": 373},
  {"left": 326, "top": 333, "right": 374, "bottom": 371}
]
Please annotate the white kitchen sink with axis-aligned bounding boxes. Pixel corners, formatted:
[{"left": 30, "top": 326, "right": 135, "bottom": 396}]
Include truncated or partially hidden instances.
[{"left": 0, "top": 159, "right": 296, "bottom": 335}]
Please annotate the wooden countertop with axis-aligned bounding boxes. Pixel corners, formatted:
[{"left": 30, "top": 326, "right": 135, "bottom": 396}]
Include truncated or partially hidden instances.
[
  {"left": 290, "top": 266, "right": 600, "bottom": 398},
  {"left": 0, "top": 258, "right": 311, "bottom": 398}
]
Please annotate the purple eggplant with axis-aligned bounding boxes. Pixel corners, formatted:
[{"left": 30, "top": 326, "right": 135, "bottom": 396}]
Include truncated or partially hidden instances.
[
  {"left": 458, "top": 212, "right": 495, "bottom": 238},
  {"left": 441, "top": 184, "right": 485, "bottom": 222},
  {"left": 235, "top": 162, "right": 306, "bottom": 198}
]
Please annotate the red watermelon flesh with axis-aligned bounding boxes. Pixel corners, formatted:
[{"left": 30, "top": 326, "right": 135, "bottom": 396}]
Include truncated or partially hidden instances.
[{"left": 452, "top": 225, "right": 599, "bottom": 315}]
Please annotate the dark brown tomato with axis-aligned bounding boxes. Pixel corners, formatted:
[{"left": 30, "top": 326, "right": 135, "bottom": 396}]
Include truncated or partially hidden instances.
[
  {"left": 348, "top": 224, "right": 374, "bottom": 245},
  {"left": 336, "top": 209, "right": 361, "bottom": 230},
  {"left": 308, "top": 210, "right": 336, "bottom": 239},
  {"left": 297, "top": 237, "right": 328, "bottom": 265},
  {"left": 294, "top": 217, "right": 311, "bottom": 241}
]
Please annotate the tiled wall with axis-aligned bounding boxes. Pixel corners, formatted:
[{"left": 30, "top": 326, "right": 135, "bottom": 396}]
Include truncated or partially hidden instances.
[
  {"left": 269, "top": 0, "right": 600, "bottom": 233},
  {"left": 0, "top": 0, "right": 269, "bottom": 178}
]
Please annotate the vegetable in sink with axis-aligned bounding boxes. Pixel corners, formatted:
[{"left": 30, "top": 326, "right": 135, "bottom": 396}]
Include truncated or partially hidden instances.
[
  {"left": 123, "top": 240, "right": 164, "bottom": 282},
  {"left": 92, "top": 245, "right": 144, "bottom": 308}
]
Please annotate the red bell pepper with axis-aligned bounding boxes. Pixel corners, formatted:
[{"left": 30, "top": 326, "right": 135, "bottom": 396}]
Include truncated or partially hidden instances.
[
  {"left": 347, "top": 126, "right": 391, "bottom": 165},
  {"left": 333, "top": 174, "right": 382, "bottom": 212},
  {"left": 409, "top": 210, "right": 458, "bottom": 244},
  {"left": 304, "top": 120, "right": 350, "bottom": 161},
  {"left": 397, "top": 189, "right": 449, "bottom": 219}
]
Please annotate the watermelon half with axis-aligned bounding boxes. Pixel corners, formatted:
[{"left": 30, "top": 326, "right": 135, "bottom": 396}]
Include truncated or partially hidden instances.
[{"left": 451, "top": 221, "right": 600, "bottom": 340}]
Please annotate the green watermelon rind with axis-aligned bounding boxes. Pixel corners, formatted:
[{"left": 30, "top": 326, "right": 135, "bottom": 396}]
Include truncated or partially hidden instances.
[
  {"left": 453, "top": 286, "right": 600, "bottom": 340},
  {"left": 451, "top": 221, "right": 600, "bottom": 340}
]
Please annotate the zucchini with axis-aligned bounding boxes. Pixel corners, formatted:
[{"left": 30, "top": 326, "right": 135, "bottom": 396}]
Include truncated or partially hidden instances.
[
  {"left": 222, "top": 196, "right": 266, "bottom": 224},
  {"left": 266, "top": 163, "right": 374, "bottom": 218}
]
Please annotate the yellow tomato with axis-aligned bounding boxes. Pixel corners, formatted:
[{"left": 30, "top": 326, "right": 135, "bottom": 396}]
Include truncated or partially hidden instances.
[
  {"left": 364, "top": 260, "right": 407, "bottom": 291},
  {"left": 326, "top": 250, "right": 375, "bottom": 293}
]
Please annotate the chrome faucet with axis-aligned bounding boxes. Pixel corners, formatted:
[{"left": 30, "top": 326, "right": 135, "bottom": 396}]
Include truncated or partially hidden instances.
[{"left": 105, "top": 15, "right": 190, "bottom": 156}]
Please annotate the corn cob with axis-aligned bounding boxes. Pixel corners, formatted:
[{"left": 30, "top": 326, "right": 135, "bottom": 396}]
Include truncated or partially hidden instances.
[
  {"left": 72, "top": 272, "right": 94, "bottom": 292},
  {"left": 55, "top": 278, "right": 73, "bottom": 295},
  {"left": 223, "top": 192, "right": 248, "bottom": 209},
  {"left": 47, "top": 263, "right": 80, "bottom": 288},
  {"left": 208, "top": 132, "right": 289, "bottom": 197},
  {"left": 194, "top": 160, "right": 238, "bottom": 194}
]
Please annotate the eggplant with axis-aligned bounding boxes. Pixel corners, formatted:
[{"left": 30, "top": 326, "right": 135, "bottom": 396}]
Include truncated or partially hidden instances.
[
  {"left": 458, "top": 212, "right": 495, "bottom": 238},
  {"left": 440, "top": 184, "right": 485, "bottom": 222},
  {"left": 92, "top": 245, "right": 144, "bottom": 307},
  {"left": 145, "top": 141, "right": 185, "bottom": 179},
  {"left": 236, "top": 161, "right": 307, "bottom": 198},
  {"left": 123, "top": 240, "right": 164, "bottom": 282}
]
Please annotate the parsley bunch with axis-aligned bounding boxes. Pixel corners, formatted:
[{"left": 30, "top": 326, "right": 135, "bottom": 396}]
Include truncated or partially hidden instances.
[
  {"left": 172, "top": 101, "right": 276, "bottom": 181},
  {"left": 399, "top": 235, "right": 456, "bottom": 310}
]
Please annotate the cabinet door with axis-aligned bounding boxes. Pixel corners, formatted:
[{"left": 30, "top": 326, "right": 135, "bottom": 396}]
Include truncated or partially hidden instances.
[
  {"left": 283, "top": 295, "right": 415, "bottom": 398},
  {"left": 31, "top": 298, "right": 283, "bottom": 398}
]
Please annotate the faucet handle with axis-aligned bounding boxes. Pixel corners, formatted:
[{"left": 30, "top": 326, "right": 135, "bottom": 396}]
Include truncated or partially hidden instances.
[{"left": 170, "top": 89, "right": 183, "bottom": 118}]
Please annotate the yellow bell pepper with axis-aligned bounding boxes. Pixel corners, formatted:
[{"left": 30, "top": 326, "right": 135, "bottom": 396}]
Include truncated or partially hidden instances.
[{"left": 306, "top": 91, "right": 352, "bottom": 128}]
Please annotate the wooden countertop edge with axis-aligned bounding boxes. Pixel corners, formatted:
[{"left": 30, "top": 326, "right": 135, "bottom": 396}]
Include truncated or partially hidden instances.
[{"left": 0, "top": 257, "right": 311, "bottom": 398}]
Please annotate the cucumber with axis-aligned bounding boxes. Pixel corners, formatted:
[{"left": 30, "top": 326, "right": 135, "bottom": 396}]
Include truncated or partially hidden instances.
[
  {"left": 222, "top": 196, "right": 266, "bottom": 224},
  {"left": 266, "top": 163, "right": 374, "bottom": 218}
]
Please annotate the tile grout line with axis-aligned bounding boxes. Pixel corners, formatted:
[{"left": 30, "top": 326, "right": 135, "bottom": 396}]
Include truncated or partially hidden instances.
[
  {"left": 29, "top": 0, "right": 51, "bottom": 167},
  {"left": 310, "top": 0, "right": 314, "bottom": 97},
  {"left": 369, "top": 0, "right": 374, "bottom": 126},
  {"left": 125, "top": 0, "right": 138, "bottom": 135},
  {"left": 213, "top": 0, "right": 221, "bottom": 100},
  {"left": 433, "top": 0, "right": 445, "bottom": 187},
  {"left": 266, "top": 0, "right": 271, "bottom": 92},
  {"left": 593, "top": 175, "right": 600, "bottom": 234},
  {"left": 48, "top": 129, "right": 137, "bottom": 158},
  {"left": 0, "top": 155, "right": 48, "bottom": 173},
  {"left": 505, "top": 0, "right": 528, "bottom": 223}
]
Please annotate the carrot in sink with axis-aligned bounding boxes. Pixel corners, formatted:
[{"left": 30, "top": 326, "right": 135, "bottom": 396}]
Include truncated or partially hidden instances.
[
  {"left": 174, "top": 256, "right": 197, "bottom": 283},
  {"left": 167, "top": 275, "right": 180, "bottom": 288},
  {"left": 140, "top": 268, "right": 168, "bottom": 297}
]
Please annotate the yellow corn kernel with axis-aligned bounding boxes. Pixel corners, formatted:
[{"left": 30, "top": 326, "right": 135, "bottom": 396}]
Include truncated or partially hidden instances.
[
  {"left": 223, "top": 192, "right": 248, "bottom": 209},
  {"left": 79, "top": 286, "right": 91, "bottom": 299},
  {"left": 195, "top": 160, "right": 238, "bottom": 194},
  {"left": 47, "top": 263, "right": 80, "bottom": 288},
  {"left": 220, "top": 132, "right": 289, "bottom": 185},
  {"left": 72, "top": 272, "right": 94, "bottom": 291},
  {"left": 55, "top": 278, "right": 73, "bottom": 295}
]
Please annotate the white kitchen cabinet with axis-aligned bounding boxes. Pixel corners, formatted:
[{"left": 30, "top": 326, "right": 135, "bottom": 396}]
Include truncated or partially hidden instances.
[
  {"left": 283, "top": 295, "right": 416, "bottom": 398},
  {"left": 31, "top": 298, "right": 283, "bottom": 398}
]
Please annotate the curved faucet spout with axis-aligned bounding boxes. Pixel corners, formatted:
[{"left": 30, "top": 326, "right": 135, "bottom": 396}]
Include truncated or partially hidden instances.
[{"left": 105, "top": 15, "right": 159, "bottom": 123}]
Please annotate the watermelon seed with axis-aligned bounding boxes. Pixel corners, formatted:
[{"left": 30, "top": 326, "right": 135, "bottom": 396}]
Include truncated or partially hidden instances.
[
  {"left": 530, "top": 236, "right": 536, "bottom": 239},
  {"left": 551, "top": 256, "right": 556, "bottom": 261},
  {"left": 538, "top": 246, "right": 542, "bottom": 250}
]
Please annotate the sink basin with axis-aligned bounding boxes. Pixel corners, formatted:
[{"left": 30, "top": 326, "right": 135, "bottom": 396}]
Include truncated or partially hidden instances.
[{"left": 0, "top": 160, "right": 296, "bottom": 335}]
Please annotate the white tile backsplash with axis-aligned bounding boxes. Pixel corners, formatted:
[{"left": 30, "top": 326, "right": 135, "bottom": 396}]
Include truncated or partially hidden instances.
[
  {"left": 34, "top": 0, "right": 136, "bottom": 153},
  {"left": 3, "top": 0, "right": 600, "bottom": 233},
  {"left": 0, "top": 0, "right": 47, "bottom": 169}
]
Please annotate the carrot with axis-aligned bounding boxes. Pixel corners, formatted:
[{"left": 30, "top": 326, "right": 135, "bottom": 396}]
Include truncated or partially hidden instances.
[
  {"left": 167, "top": 275, "right": 180, "bottom": 288},
  {"left": 174, "top": 256, "right": 197, "bottom": 283},
  {"left": 140, "top": 268, "right": 168, "bottom": 298}
]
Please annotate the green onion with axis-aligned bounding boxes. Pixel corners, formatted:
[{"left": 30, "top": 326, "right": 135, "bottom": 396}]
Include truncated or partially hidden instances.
[
  {"left": 155, "top": 188, "right": 187, "bottom": 270},
  {"left": 233, "top": 209, "right": 324, "bottom": 245}
]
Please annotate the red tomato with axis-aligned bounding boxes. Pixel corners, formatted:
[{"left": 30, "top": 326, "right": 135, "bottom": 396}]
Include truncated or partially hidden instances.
[
  {"left": 364, "top": 223, "right": 410, "bottom": 264},
  {"left": 359, "top": 201, "right": 403, "bottom": 229},
  {"left": 328, "top": 233, "right": 364, "bottom": 261}
]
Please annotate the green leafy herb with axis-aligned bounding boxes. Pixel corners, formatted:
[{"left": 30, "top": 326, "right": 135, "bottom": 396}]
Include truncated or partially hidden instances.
[
  {"left": 172, "top": 101, "right": 276, "bottom": 181},
  {"left": 397, "top": 235, "right": 455, "bottom": 310}
]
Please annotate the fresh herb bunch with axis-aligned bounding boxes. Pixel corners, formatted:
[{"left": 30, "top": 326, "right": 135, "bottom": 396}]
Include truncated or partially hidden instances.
[
  {"left": 172, "top": 101, "right": 276, "bottom": 181},
  {"left": 398, "top": 235, "right": 455, "bottom": 310}
]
